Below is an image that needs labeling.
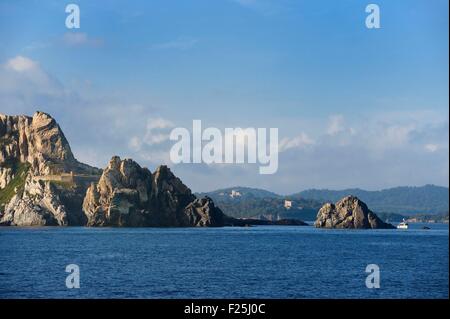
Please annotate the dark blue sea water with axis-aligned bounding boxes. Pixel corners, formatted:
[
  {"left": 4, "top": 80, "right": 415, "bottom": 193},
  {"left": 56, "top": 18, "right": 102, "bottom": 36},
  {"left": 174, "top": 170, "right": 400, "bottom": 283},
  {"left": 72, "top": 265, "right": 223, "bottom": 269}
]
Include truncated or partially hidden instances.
[{"left": 0, "top": 223, "right": 448, "bottom": 299}]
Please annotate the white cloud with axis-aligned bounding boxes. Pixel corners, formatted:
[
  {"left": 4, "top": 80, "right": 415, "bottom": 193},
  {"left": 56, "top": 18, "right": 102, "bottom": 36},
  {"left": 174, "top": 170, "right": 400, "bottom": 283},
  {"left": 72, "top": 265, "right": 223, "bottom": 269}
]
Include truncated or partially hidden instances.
[
  {"left": 145, "top": 133, "right": 172, "bottom": 145},
  {"left": 20, "top": 33, "right": 103, "bottom": 52},
  {"left": 1, "top": 54, "right": 448, "bottom": 192},
  {"left": 146, "top": 118, "right": 174, "bottom": 130},
  {"left": 0, "top": 55, "right": 160, "bottom": 170},
  {"left": 5, "top": 56, "right": 37, "bottom": 72},
  {"left": 424, "top": 143, "right": 439, "bottom": 153},
  {"left": 128, "top": 136, "right": 142, "bottom": 152},
  {"left": 375, "top": 124, "right": 415, "bottom": 149},
  {"left": 139, "top": 150, "right": 172, "bottom": 165},
  {"left": 319, "top": 113, "right": 441, "bottom": 153},
  {"left": 129, "top": 117, "right": 175, "bottom": 153},
  {"left": 1, "top": 55, "right": 63, "bottom": 98},
  {"left": 22, "top": 41, "right": 50, "bottom": 52},
  {"left": 143, "top": 117, "right": 174, "bottom": 145},
  {"left": 279, "top": 133, "right": 315, "bottom": 152},
  {"left": 327, "top": 115, "right": 345, "bottom": 136}
]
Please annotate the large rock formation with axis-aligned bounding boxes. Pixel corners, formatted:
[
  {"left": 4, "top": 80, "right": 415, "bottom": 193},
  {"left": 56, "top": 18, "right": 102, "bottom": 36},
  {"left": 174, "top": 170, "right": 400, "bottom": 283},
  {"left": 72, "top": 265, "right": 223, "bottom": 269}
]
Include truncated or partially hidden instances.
[
  {"left": 314, "top": 195, "right": 395, "bottom": 229},
  {"left": 0, "top": 111, "right": 100, "bottom": 226},
  {"left": 83, "top": 156, "right": 153, "bottom": 226},
  {"left": 0, "top": 111, "right": 98, "bottom": 176},
  {"left": 83, "top": 156, "right": 228, "bottom": 227},
  {"left": 1, "top": 111, "right": 307, "bottom": 228}
]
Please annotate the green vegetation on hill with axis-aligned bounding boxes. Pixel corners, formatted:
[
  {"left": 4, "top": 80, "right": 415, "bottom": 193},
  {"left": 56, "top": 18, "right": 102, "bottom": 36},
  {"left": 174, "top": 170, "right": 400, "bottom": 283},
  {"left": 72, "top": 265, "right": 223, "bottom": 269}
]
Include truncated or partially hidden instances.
[
  {"left": 198, "top": 188, "right": 322, "bottom": 220},
  {"left": 198, "top": 186, "right": 281, "bottom": 201},
  {"left": 375, "top": 212, "right": 408, "bottom": 223},
  {"left": 210, "top": 197, "right": 321, "bottom": 220},
  {"left": 0, "top": 161, "right": 30, "bottom": 210},
  {"left": 295, "top": 185, "right": 449, "bottom": 215},
  {"left": 377, "top": 211, "right": 449, "bottom": 223},
  {"left": 406, "top": 212, "right": 449, "bottom": 223},
  {"left": 200, "top": 185, "right": 449, "bottom": 222}
]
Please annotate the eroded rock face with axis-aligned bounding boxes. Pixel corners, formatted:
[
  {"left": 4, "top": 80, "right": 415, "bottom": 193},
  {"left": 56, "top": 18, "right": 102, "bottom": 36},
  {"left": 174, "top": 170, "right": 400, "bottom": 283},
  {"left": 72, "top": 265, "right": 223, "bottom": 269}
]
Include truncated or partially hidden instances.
[
  {"left": 184, "top": 197, "right": 225, "bottom": 227},
  {"left": 0, "top": 167, "right": 13, "bottom": 189},
  {"left": 148, "top": 164, "right": 197, "bottom": 226},
  {"left": 0, "top": 111, "right": 98, "bottom": 175},
  {"left": 83, "top": 156, "right": 153, "bottom": 226},
  {"left": 0, "top": 175, "right": 68, "bottom": 226},
  {"left": 0, "top": 112, "right": 100, "bottom": 226},
  {"left": 314, "top": 195, "right": 395, "bottom": 229},
  {"left": 83, "top": 156, "right": 227, "bottom": 227}
]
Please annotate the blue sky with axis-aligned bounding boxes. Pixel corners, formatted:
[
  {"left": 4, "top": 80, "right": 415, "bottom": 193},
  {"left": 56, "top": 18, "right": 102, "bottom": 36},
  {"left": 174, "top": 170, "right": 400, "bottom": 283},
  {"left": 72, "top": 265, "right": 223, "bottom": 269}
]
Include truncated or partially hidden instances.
[{"left": 0, "top": 0, "right": 448, "bottom": 193}]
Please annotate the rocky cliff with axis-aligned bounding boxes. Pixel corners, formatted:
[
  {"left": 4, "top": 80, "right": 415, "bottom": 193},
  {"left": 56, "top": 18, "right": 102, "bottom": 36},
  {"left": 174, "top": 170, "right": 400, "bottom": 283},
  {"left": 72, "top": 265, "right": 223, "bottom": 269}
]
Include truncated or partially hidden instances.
[
  {"left": 0, "top": 111, "right": 100, "bottom": 225},
  {"left": 314, "top": 195, "right": 395, "bottom": 229},
  {"left": 82, "top": 156, "right": 227, "bottom": 227},
  {"left": 1, "top": 175, "right": 72, "bottom": 226},
  {"left": 0, "top": 111, "right": 98, "bottom": 176}
]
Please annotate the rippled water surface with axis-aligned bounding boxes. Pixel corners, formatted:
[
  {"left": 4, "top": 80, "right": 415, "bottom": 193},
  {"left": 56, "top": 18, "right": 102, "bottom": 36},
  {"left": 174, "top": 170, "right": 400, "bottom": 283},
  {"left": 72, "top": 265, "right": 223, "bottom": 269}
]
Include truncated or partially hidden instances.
[{"left": 0, "top": 223, "right": 448, "bottom": 298}]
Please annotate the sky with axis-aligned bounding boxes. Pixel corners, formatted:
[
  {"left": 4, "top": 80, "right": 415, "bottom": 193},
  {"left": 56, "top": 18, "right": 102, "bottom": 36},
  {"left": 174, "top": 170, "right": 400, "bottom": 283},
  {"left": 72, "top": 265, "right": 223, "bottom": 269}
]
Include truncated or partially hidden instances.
[{"left": 0, "top": 0, "right": 448, "bottom": 194}]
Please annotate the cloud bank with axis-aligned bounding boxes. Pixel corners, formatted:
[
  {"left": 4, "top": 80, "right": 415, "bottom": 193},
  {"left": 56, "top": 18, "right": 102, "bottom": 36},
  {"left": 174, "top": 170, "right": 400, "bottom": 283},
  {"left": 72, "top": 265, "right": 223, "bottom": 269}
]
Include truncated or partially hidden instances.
[{"left": 0, "top": 55, "right": 448, "bottom": 193}]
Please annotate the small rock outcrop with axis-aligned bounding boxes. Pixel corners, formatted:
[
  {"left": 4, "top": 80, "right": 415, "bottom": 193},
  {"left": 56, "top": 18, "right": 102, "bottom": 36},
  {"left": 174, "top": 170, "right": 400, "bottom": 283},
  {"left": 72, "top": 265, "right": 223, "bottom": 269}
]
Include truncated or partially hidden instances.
[
  {"left": 314, "top": 195, "right": 395, "bottom": 229},
  {"left": 184, "top": 197, "right": 225, "bottom": 227},
  {"left": 82, "top": 156, "right": 227, "bottom": 227}
]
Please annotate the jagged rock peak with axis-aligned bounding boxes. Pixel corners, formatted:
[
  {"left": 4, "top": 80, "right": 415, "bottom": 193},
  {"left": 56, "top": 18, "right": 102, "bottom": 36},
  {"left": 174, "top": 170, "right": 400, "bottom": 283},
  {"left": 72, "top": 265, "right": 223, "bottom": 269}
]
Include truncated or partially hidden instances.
[
  {"left": 102, "top": 156, "right": 151, "bottom": 188},
  {"left": 0, "top": 111, "right": 74, "bottom": 161},
  {"left": 0, "top": 111, "right": 100, "bottom": 226},
  {"left": 83, "top": 156, "right": 226, "bottom": 227},
  {"left": 152, "top": 164, "right": 192, "bottom": 196},
  {"left": 83, "top": 156, "right": 153, "bottom": 226},
  {"left": 0, "top": 111, "right": 98, "bottom": 175},
  {"left": 184, "top": 196, "right": 225, "bottom": 227}
]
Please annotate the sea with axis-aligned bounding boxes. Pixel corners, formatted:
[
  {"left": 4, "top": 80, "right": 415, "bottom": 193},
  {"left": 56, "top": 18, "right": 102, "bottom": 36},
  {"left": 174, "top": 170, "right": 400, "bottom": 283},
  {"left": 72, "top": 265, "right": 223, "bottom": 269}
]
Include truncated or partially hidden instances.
[{"left": 0, "top": 223, "right": 448, "bottom": 299}]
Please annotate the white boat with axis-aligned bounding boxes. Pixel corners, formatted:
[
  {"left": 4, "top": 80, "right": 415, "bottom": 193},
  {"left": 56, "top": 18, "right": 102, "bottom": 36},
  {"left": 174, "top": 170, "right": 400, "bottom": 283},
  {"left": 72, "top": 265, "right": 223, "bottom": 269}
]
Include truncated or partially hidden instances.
[{"left": 397, "top": 219, "right": 409, "bottom": 229}]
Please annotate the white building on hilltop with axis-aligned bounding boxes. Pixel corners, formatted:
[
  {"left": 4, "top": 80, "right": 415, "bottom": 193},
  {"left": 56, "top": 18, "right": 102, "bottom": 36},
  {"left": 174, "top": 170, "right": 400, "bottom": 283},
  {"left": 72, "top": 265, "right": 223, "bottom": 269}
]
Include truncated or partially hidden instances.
[
  {"left": 284, "top": 200, "right": 293, "bottom": 209},
  {"left": 230, "top": 190, "right": 242, "bottom": 198}
]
